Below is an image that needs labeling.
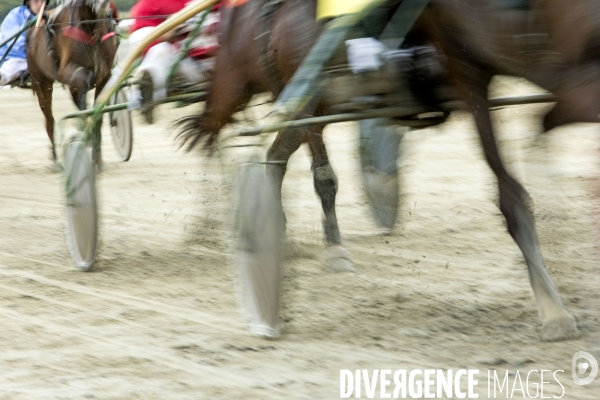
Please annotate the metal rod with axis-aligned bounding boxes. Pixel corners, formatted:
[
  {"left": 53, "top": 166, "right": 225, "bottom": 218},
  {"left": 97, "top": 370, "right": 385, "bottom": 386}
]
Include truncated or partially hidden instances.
[
  {"left": 155, "top": 92, "right": 206, "bottom": 104},
  {"left": 59, "top": 92, "right": 206, "bottom": 121},
  {"left": 173, "top": 82, "right": 209, "bottom": 94},
  {"left": 224, "top": 106, "right": 426, "bottom": 138},
  {"left": 61, "top": 103, "right": 129, "bottom": 120},
  {"left": 224, "top": 94, "right": 557, "bottom": 138},
  {"left": 488, "top": 93, "right": 556, "bottom": 107}
]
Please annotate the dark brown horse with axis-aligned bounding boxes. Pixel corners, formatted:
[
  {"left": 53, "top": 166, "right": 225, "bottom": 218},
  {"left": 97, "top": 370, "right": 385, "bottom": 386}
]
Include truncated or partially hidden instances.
[
  {"left": 27, "top": 0, "right": 117, "bottom": 163},
  {"left": 177, "top": 1, "right": 350, "bottom": 269},
  {"left": 176, "top": 0, "right": 594, "bottom": 341},
  {"left": 423, "top": 0, "right": 600, "bottom": 342}
]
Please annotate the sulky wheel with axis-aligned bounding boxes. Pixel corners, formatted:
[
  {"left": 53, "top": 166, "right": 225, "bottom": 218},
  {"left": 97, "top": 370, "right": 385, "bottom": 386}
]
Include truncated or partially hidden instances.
[
  {"left": 64, "top": 139, "right": 98, "bottom": 271},
  {"left": 234, "top": 163, "right": 284, "bottom": 338},
  {"left": 109, "top": 89, "right": 133, "bottom": 161},
  {"left": 359, "top": 119, "right": 404, "bottom": 233}
]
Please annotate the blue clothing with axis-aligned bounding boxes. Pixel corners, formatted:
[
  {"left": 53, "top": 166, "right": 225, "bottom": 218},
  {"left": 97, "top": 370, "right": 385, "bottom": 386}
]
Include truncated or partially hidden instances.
[{"left": 0, "top": 6, "right": 33, "bottom": 65}]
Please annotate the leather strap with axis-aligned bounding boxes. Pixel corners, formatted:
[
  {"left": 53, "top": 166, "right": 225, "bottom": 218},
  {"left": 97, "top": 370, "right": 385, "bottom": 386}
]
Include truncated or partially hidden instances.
[{"left": 62, "top": 26, "right": 116, "bottom": 46}]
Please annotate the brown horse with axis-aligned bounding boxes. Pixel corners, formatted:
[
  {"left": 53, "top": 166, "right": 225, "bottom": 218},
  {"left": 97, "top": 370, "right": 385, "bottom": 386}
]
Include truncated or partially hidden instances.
[
  {"left": 27, "top": 0, "right": 117, "bottom": 163},
  {"left": 176, "top": 0, "right": 594, "bottom": 341},
  {"left": 176, "top": 1, "right": 350, "bottom": 269},
  {"left": 423, "top": 0, "right": 600, "bottom": 342}
]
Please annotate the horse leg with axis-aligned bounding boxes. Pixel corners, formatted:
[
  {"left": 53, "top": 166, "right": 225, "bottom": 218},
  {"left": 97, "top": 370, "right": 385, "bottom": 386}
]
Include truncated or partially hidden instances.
[
  {"left": 58, "top": 62, "right": 96, "bottom": 163},
  {"left": 90, "top": 74, "right": 112, "bottom": 166},
  {"left": 31, "top": 74, "right": 56, "bottom": 163},
  {"left": 59, "top": 63, "right": 94, "bottom": 111},
  {"left": 265, "top": 127, "right": 308, "bottom": 230},
  {"left": 306, "top": 129, "right": 353, "bottom": 272},
  {"left": 463, "top": 74, "right": 578, "bottom": 341}
]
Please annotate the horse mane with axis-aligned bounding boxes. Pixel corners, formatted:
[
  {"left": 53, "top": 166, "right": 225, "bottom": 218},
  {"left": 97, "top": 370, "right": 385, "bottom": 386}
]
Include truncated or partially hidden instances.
[
  {"left": 56, "top": 0, "right": 98, "bottom": 8},
  {"left": 48, "top": 0, "right": 103, "bottom": 26}
]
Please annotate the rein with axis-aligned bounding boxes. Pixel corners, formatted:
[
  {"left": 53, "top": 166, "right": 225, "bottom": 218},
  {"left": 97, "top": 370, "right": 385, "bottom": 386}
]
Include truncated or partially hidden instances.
[
  {"left": 41, "top": 15, "right": 179, "bottom": 29},
  {"left": 47, "top": 0, "right": 116, "bottom": 47},
  {"left": 62, "top": 25, "right": 115, "bottom": 45}
]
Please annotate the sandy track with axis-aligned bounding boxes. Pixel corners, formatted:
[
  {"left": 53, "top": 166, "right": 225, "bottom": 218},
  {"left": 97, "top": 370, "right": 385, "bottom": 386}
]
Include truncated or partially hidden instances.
[{"left": 0, "top": 78, "right": 598, "bottom": 399}]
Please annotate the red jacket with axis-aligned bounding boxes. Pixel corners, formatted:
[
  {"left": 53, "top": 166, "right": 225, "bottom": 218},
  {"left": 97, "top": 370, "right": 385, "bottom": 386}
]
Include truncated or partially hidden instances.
[{"left": 130, "top": 0, "right": 188, "bottom": 32}]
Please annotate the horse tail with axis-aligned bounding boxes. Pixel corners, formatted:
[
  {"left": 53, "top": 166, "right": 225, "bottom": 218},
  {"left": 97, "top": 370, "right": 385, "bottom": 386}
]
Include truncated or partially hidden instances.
[
  {"left": 173, "top": 114, "right": 218, "bottom": 153},
  {"left": 173, "top": 2, "right": 253, "bottom": 154}
]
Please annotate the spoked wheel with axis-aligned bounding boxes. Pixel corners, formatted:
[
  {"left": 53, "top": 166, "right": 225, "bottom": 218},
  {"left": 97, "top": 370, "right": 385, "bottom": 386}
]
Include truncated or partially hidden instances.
[
  {"left": 359, "top": 118, "right": 404, "bottom": 232},
  {"left": 64, "top": 139, "right": 97, "bottom": 271},
  {"left": 109, "top": 89, "right": 133, "bottom": 161},
  {"left": 234, "top": 163, "right": 284, "bottom": 338}
]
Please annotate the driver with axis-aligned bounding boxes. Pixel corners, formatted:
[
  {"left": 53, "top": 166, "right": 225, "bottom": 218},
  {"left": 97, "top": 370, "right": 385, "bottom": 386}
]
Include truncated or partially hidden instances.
[{"left": 0, "top": 0, "right": 45, "bottom": 86}]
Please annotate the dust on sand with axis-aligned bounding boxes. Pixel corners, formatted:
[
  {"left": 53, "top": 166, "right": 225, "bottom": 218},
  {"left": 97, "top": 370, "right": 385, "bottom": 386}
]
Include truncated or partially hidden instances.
[{"left": 0, "top": 77, "right": 598, "bottom": 398}]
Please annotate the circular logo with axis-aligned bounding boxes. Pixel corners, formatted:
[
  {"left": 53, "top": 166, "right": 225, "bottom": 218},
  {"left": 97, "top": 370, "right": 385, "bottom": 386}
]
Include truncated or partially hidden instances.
[{"left": 572, "top": 351, "right": 598, "bottom": 385}]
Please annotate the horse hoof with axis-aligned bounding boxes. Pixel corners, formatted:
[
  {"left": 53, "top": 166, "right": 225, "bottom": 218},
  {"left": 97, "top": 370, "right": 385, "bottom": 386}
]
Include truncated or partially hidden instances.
[
  {"left": 542, "top": 314, "right": 579, "bottom": 342},
  {"left": 324, "top": 245, "right": 355, "bottom": 272}
]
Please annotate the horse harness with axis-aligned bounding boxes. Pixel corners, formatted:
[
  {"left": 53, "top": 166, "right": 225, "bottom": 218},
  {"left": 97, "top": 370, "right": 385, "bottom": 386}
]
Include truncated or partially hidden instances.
[
  {"left": 42, "top": 0, "right": 116, "bottom": 81},
  {"left": 48, "top": 1, "right": 116, "bottom": 46},
  {"left": 61, "top": 25, "right": 115, "bottom": 46}
]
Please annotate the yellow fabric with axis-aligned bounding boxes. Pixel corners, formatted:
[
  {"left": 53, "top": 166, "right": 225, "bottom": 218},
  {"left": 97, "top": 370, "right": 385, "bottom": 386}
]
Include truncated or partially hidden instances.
[{"left": 317, "top": 0, "right": 375, "bottom": 19}]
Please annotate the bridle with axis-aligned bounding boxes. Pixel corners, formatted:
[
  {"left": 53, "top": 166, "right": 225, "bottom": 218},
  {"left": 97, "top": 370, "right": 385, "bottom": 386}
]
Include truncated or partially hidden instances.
[
  {"left": 59, "top": 0, "right": 115, "bottom": 47},
  {"left": 48, "top": 0, "right": 116, "bottom": 84},
  {"left": 62, "top": 25, "right": 115, "bottom": 46}
]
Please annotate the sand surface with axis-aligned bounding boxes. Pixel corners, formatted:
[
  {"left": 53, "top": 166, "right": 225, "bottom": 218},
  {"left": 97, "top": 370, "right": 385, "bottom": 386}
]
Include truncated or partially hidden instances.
[{"left": 0, "top": 77, "right": 598, "bottom": 398}]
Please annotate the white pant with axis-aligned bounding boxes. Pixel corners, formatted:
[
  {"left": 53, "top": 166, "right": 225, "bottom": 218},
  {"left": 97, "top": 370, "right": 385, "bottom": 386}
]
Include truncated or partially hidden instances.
[
  {"left": 129, "top": 28, "right": 208, "bottom": 99},
  {"left": 119, "top": 41, "right": 211, "bottom": 110},
  {"left": 0, "top": 58, "right": 27, "bottom": 86}
]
